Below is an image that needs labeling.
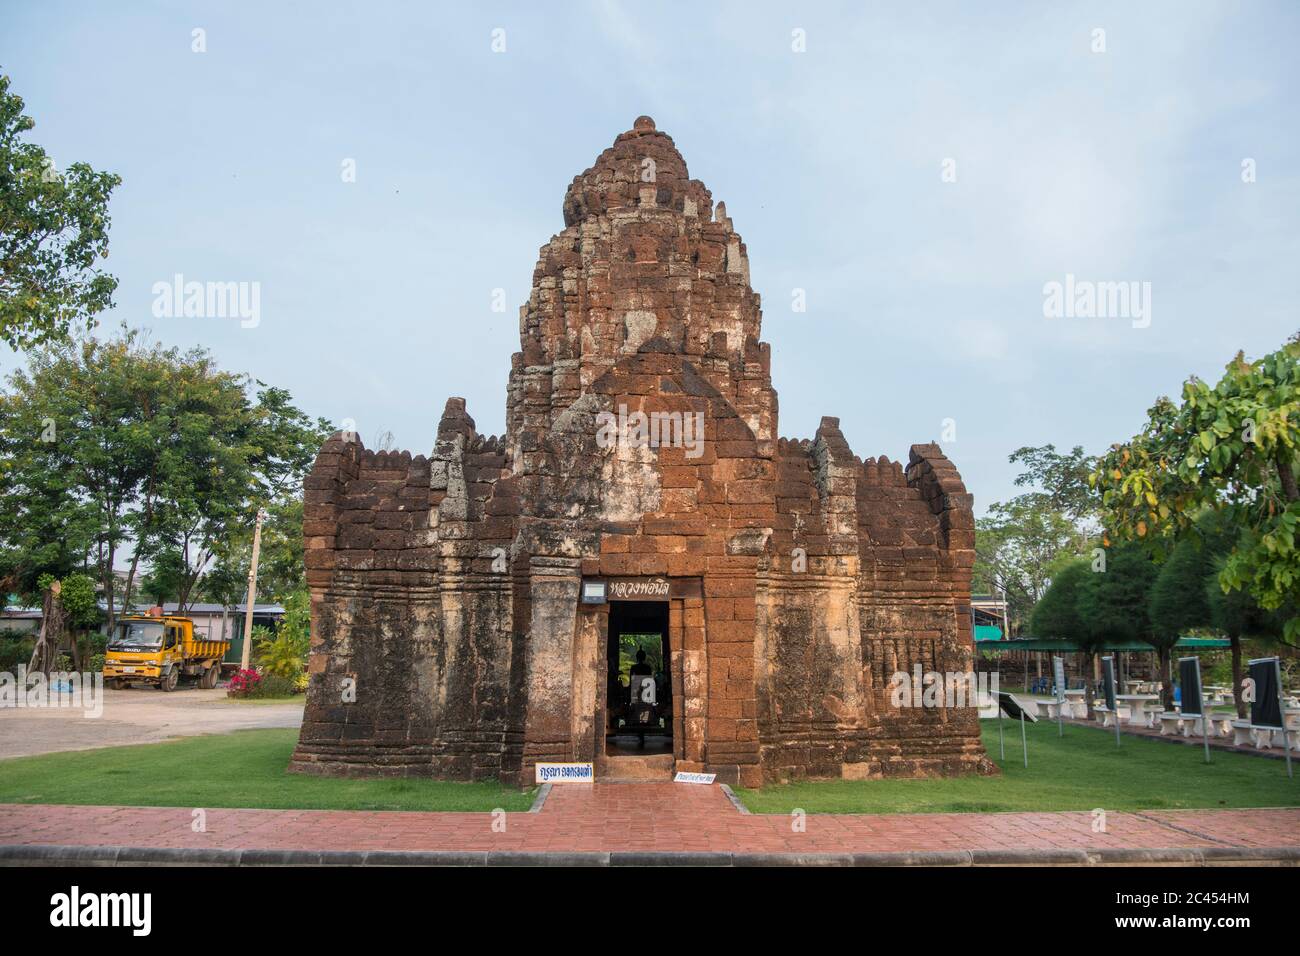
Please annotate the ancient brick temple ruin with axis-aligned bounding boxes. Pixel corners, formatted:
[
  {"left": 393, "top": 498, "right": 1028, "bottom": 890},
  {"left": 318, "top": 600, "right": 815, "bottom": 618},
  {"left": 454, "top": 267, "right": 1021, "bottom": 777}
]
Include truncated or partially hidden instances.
[{"left": 290, "top": 117, "right": 993, "bottom": 788}]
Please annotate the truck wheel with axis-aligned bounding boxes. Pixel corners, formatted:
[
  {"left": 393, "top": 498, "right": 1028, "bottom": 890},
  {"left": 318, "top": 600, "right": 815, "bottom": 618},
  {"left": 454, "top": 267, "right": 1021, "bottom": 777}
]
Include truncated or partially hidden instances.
[
  {"left": 160, "top": 668, "right": 179, "bottom": 692},
  {"left": 201, "top": 664, "right": 219, "bottom": 689}
]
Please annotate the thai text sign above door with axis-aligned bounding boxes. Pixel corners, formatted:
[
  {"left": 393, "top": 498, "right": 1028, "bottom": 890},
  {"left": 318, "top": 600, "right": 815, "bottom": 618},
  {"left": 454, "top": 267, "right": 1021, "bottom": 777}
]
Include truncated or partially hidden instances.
[{"left": 605, "top": 577, "right": 671, "bottom": 601}]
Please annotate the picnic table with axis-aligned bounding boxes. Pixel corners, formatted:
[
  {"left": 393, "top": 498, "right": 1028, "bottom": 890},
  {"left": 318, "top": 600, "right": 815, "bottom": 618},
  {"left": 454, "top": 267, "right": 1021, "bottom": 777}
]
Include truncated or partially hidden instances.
[
  {"left": 1204, "top": 685, "right": 1233, "bottom": 705},
  {"left": 1115, "top": 694, "right": 1161, "bottom": 727},
  {"left": 1063, "top": 688, "right": 1087, "bottom": 718},
  {"left": 1124, "top": 680, "right": 1160, "bottom": 695}
]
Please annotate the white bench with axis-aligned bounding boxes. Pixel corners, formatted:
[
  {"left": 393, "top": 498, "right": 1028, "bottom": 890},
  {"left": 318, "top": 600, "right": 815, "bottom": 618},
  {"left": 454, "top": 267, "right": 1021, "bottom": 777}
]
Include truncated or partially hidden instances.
[
  {"left": 1210, "top": 714, "right": 1235, "bottom": 738},
  {"left": 1139, "top": 703, "right": 1164, "bottom": 728},
  {"left": 1185, "top": 713, "right": 1233, "bottom": 737},
  {"left": 1230, "top": 719, "right": 1285, "bottom": 749},
  {"left": 1039, "top": 700, "right": 1063, "bottom": 720},
  {"left": 1095, "top": 705, "right": 1128, "bottom": 728},
  {"left": 1158, "top": 712, "right": 1183, "bottom": 736},
  {"left": 1264, "top": 728, "right": 1299, "bottom": 751}
]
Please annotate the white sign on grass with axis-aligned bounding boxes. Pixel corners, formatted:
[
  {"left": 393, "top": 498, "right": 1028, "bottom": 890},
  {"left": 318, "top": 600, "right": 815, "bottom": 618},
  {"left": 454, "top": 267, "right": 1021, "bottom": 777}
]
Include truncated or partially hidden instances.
[{"left": 674, "top": 771, "right": 716, "bottom": 785}]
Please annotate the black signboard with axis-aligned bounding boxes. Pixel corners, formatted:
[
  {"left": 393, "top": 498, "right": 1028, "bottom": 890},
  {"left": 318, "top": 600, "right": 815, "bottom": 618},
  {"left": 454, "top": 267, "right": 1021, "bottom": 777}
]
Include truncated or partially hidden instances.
[
  {"left": 1249, "top": 657, "right": 1284, "bottom": 730},
  {"left": 1101, "top": 656, "right": 1117, "bottom": 711},
  {"left": 998, "top": 691, "right": 1038, "bottom": 722},
  {"left": 1178, "top": 657, "right": 1204, "bottom": 718}
]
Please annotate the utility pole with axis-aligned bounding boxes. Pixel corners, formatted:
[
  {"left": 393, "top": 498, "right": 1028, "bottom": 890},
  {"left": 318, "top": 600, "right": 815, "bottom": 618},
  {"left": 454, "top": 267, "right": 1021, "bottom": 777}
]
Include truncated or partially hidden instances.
[{"left": 239, "top": 508, "right": 267, "bottom": 671}]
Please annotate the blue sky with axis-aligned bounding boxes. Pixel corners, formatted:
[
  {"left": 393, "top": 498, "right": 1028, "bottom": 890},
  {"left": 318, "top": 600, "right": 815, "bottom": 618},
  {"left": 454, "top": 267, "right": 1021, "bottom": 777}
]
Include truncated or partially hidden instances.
[{"left": 2, "top": 1, "right": 1297, "bottom": 515}]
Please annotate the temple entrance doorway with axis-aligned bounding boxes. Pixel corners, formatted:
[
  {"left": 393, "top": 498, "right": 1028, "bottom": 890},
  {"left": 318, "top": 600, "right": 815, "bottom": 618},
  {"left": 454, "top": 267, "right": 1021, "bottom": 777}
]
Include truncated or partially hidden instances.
[{"left": 605, "top": 600, "right": 673, "bottom": 757}]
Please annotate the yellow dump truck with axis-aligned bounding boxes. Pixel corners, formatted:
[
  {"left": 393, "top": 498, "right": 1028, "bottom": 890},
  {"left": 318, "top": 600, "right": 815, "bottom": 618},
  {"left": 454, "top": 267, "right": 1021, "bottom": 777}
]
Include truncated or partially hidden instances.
[{"left": 104, "top": 614, "right": 230, "bottom": 691}]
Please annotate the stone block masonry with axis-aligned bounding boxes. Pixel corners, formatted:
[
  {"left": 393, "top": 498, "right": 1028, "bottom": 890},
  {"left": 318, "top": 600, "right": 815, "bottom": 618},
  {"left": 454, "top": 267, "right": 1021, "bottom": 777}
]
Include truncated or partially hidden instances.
[{"left": 290, "top": 117, "right": 994, "bottom": 788}]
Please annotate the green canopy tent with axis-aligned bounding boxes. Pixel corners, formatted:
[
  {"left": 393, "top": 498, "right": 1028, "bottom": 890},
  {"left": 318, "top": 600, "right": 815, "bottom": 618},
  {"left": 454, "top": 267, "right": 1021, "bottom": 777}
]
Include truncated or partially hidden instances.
[
  {"left": 987, "top": 636, "right": 1229, "bottom": 652},
  {"left": 977, "top": 636, "right": 1230, "bottom": 696}
]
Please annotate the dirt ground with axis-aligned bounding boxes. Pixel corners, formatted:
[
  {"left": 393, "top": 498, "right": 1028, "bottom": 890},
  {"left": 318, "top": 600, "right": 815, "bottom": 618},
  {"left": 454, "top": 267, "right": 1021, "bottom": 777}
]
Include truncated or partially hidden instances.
[{"left": 0, "top": 685, "right": 304, "bottom": 760}]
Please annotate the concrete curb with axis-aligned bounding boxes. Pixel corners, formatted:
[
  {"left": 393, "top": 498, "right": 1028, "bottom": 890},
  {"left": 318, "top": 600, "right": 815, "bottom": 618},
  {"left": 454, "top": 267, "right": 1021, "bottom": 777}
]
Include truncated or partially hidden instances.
[
  {"left": 528, "top": 783, "right": 552, "bottom": 813},
  {"left": 718, "top": 784, "right": 750, "bottom": 814},
  {"left": 2, "top": 843, "right": 1297, "bottom": 867}
]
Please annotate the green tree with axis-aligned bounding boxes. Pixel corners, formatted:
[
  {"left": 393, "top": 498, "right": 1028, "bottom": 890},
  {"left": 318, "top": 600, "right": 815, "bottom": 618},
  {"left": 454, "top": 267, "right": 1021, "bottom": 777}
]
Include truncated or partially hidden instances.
[
  {"left": 59, "top": 571, "right": 99, "bottom": 668},
  {"left": 975, "top": 444, "right": 1101, "bottom": 635},
  {"left": 198, "top": 557, "right": 247, "bottom": 645},
  {"left": 1007, "top": 444, "right": 1100, "bottom": 538},
  {"left": 144, "top": 382, "right": 327, "bottom": 609},
  {"left": 0, "top": 330, "right": 168, "bottom": 629},
  {"left": 59, "top": 571, "right": 99, "bottom": 632},
  {"left": 1093, "top": 335, "right": 1299, "bottom": 642},
  {"left": 1147, "top": 538, "right": 1214, "bottom": 708},
  {"left": 1204, "top": 552, "right": 1291, "bottom": 718},
  {"left": 0, "top": 327, "right": 330, "bottom": 628},
  {"left": 256, "top": 587, "right": 311, "bottom": 679},
  {"left": 0, "top": 73, "right": 121, "bottom": 350},
  {"left": 139, "top": 548, "right": 186, "bottom": 607},
  {"left": 253, "top": 499, "right": 310, "bottom": 600},
  {"left": 204, "top": 499, "right": 309, "bottom": 604},
  {"left": 1028, "top": 557, "right": 1102, "bottom": 714},
  {"left": 1029, "top": 557, "right": 1091, "bottom": 642},
  {"left": 1077, "top": 544, "right": 1161, "bottom": 705},
  {"left": 976, "top": 498, "right": 1078, "bottom": 634}
]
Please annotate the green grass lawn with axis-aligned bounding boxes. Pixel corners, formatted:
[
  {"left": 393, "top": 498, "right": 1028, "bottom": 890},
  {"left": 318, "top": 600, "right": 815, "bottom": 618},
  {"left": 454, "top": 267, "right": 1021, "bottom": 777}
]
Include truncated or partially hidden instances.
[
  {"left": 735, "top": 719, "right": 1300, "bottom": 814},
  {"left": 0, "top": 729, "right": 534, "bottom": 812}
]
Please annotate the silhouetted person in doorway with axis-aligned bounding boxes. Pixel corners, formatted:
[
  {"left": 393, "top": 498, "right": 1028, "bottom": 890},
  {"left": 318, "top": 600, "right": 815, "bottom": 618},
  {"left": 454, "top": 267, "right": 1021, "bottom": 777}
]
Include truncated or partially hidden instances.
[
  {"left": 628, "top": 649, "right": 657, "bottom": 748},
  {"left": 630, "top": 649, "right": 652, "bottom": 677}
]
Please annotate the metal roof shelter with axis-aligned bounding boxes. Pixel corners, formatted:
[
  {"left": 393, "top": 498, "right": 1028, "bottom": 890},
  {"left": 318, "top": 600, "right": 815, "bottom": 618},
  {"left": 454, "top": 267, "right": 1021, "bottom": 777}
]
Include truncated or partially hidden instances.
[{"left": 984, "top": 636, "right": 1231, "bottom": 652}]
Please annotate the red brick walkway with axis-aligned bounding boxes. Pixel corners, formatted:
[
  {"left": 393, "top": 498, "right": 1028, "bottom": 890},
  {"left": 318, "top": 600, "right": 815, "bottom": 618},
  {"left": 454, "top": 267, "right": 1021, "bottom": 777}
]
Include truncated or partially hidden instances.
[{"left": 1, "top": 785, "right": 1297, "bottom": 857}]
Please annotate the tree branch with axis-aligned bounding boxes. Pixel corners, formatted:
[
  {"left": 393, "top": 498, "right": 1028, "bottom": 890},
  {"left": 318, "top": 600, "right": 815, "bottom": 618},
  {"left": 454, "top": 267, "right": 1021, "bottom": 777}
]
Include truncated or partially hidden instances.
[{"left": 1278, "top": 449, "right": 1299, "bottom": 503}]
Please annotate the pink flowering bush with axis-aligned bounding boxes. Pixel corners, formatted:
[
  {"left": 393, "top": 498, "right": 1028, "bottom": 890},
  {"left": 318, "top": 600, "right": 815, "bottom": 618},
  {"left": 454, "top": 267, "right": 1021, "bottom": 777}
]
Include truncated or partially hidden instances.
[
  {"left": 226, "top": 668, "right": 262, "bottom": 698},
  {"left": 226, "top": 666, "right": 299, "bottom": 698}
]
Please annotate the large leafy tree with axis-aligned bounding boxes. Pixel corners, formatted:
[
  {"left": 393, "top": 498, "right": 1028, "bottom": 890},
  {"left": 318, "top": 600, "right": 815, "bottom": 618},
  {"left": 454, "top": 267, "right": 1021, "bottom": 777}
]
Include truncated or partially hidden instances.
[
  {"left": 148, "top": 386, "right": 325, "bottom": 610},
  {"left": 203, "top": 498, "right": 308, "bottom": 605},
  {"left": 1205, "top": 556, "right": 1289, "bottom": 717},
  {"left": 975, "top": 444, "right": 1100, "bottom": 634},
  {"left": 1092, "top": 335, "right": 1300, "bottom": 642},
  {"left": 139, "top": 548, "right": 186, "bottom": 606},
  {"left": 1028, "top": 557, "right": 1106, "bottom": 713},
  {"left": 0, "top": 73, "right": 120, "bottom": 350},
  {"left": 1148, "top": 538, "right": 1213, "bottom": 644},
  {"left": 1007, "top": 444, "right": 1100, "bottom": 538},
  {"left": 1077, "top": 544, "right": 1160, "bottom": 706},
  {"left": 975, "top": 498, "right": 1077, "bottom": 632},
  {"left": 1147, "top": 538, "right": 1214, "bottom": 708},
  {"left": 0, "top": 330, "right": 168, "bottom": 626},
  {"left": 0, "top": 328, "right": 330, "bottom": 626},
  {"left": 1029, "top": 557, "right": 1091, "bottom": 643}
]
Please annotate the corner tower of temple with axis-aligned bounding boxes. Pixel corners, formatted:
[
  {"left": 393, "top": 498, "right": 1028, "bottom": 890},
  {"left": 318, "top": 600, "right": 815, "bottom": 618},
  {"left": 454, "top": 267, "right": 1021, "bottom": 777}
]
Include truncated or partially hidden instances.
[{"left": 290, "top": 118, "right": 993, "bottom": 788}]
